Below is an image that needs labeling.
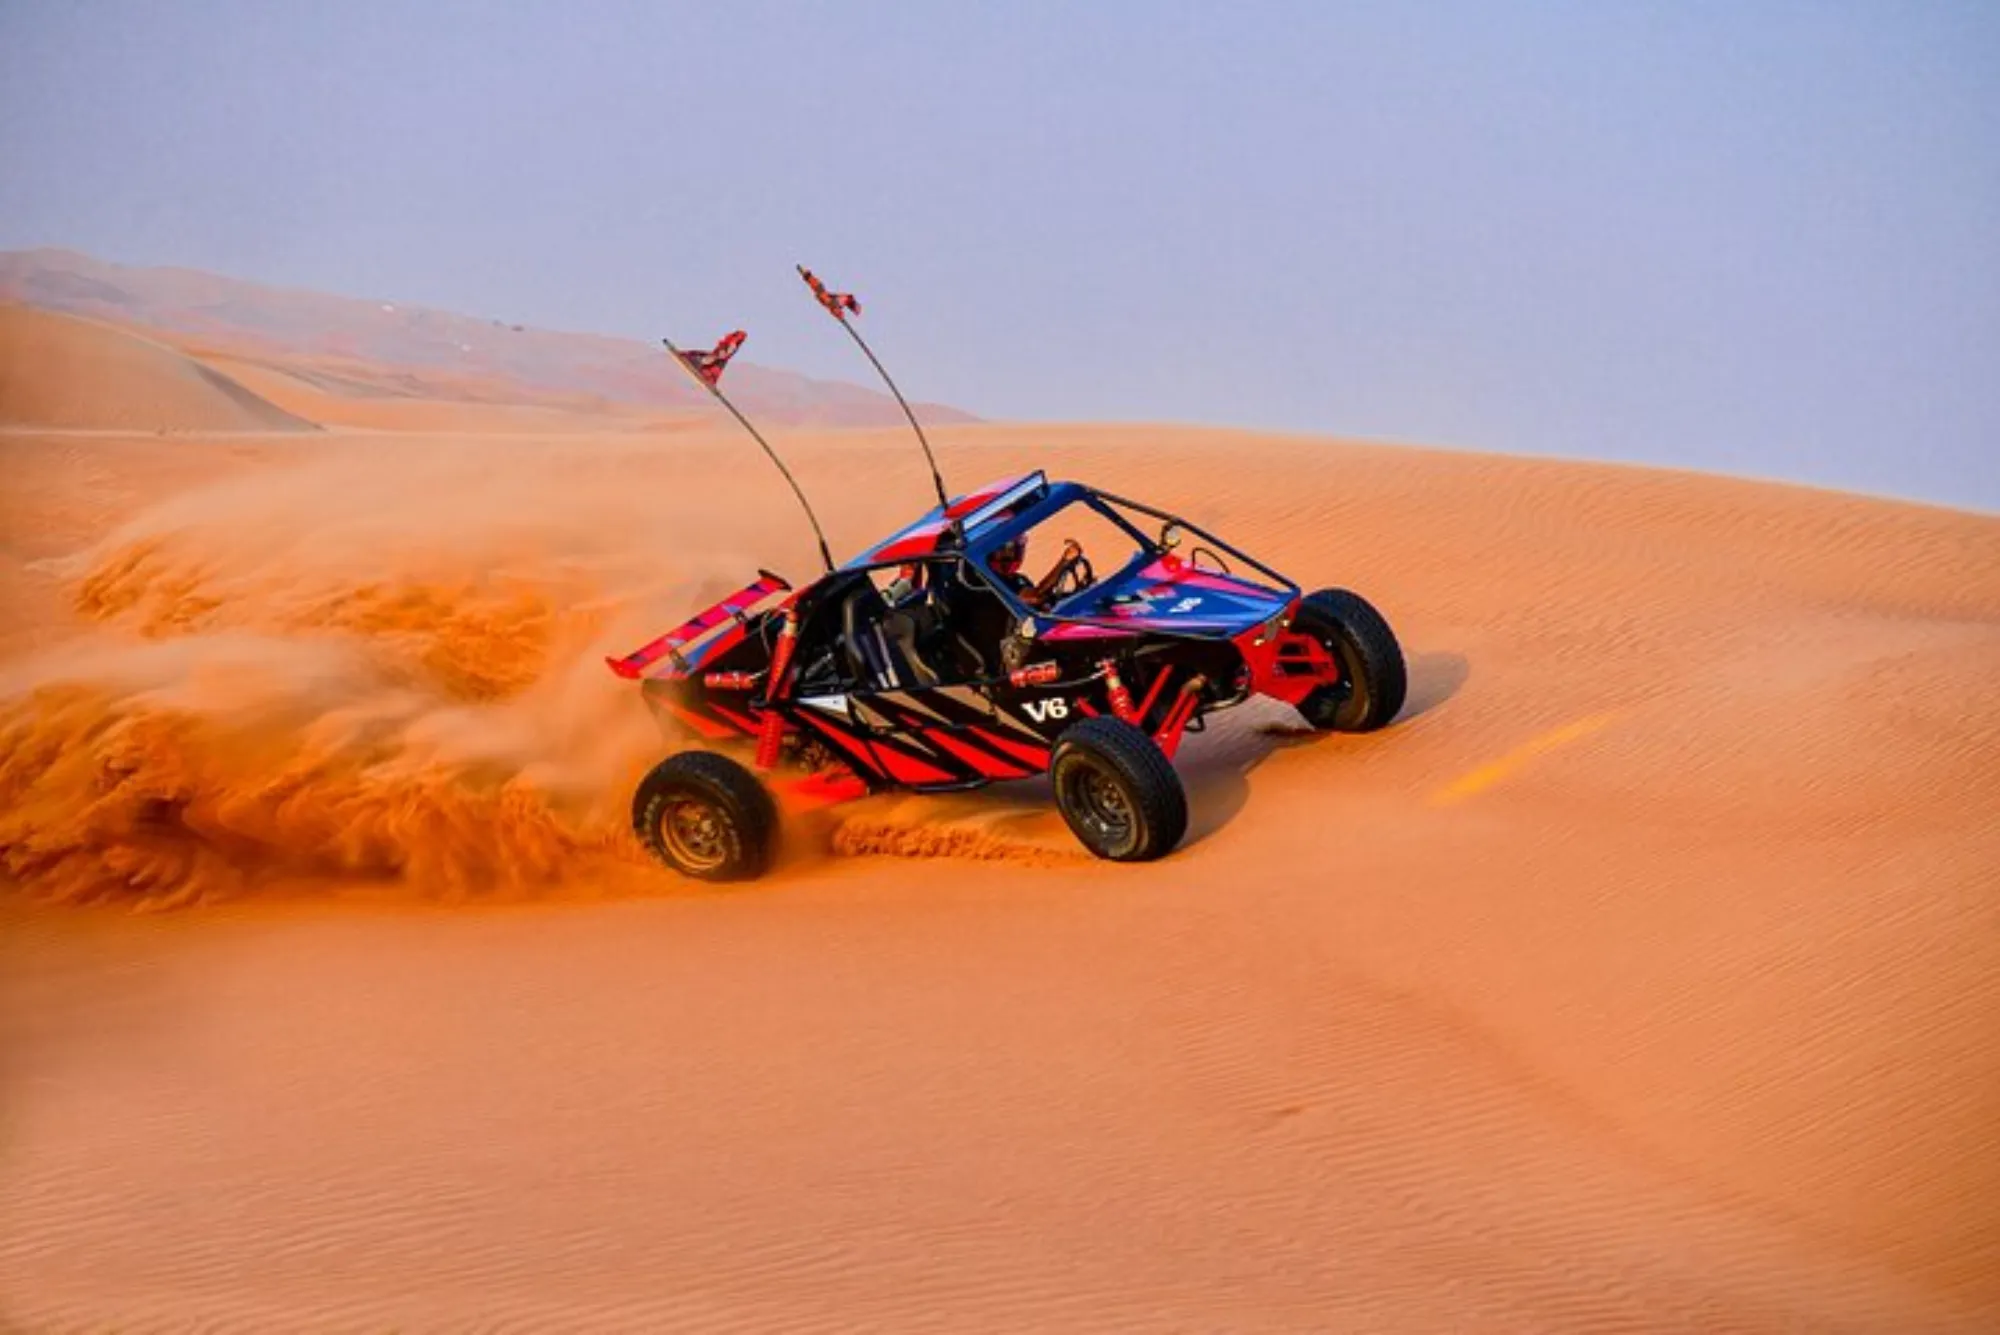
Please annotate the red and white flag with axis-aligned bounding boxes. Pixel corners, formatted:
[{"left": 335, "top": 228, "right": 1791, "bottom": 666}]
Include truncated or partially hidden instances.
[
  {"left": 669, "top": 330, "right": 746, "bottom": 386},
  {"left": 799, "top": 267, "right": 861, "bottom": 319}
]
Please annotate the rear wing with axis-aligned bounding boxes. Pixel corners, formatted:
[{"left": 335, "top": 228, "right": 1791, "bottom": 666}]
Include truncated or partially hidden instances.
[{"left": 606, "top": 570, "right": 791, "bottom": 680}]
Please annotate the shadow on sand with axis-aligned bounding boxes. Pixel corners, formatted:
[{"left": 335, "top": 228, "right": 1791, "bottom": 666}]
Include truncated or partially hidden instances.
[
  {"left": 1403, "top": 650, "right": 1471, "bottom": 722},
  {"left": 1179, "top": 648, "right": 1470, "bottom": 847}
]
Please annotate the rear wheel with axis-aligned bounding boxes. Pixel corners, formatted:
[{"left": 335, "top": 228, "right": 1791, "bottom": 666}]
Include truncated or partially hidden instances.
[
  {"left": 1293, "top": 588, "right": 1407, "bottom": 732},
  {"left": 1050, "top": 717, "right": 1188, "bottom": 862},
  {"left": 632, "top": 750, "right": 778, "bottom": 882}
]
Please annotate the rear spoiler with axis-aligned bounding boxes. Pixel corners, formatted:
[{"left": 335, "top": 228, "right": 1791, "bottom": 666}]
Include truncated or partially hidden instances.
[{"left": 606, "top": 570, "right": 791, "bottom": 680}]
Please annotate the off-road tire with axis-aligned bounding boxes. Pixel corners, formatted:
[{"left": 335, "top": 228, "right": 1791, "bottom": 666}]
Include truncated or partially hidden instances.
[
  {"left": 1050, "top": 717, "right": 1189, "bottom": 862},
  {"left": 632, "top": 750, "right": 778, "bottom": 882},
  {"left": 1293, "top": 588, "right": 1407, "bottom": 732}
]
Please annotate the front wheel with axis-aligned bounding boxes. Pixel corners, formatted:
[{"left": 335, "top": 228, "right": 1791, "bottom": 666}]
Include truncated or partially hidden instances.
[
  {"left": 1292, "top": 588, "right": 1407, "bottom": 732},
  {"left": 1050, "top": 717, "right": 1188, "bottom": 862},
  {"left": 631, "top": 750, "right": 778, "bottom": 882}
]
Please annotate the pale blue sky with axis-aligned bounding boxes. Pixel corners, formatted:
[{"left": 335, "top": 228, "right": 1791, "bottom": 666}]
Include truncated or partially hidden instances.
[{"left": 3, "top": 2, "right": 1995, "bottom": 509}]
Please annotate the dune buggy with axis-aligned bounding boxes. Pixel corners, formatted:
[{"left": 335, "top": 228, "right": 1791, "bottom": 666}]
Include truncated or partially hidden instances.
[{"left": 610, "top": 469, "right": 1404, "bottom": 879}]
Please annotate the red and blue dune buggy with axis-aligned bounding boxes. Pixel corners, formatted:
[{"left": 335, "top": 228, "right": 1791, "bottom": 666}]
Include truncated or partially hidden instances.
[{"left": 610, "top": 469, "right": 1405, "bottom": 879}]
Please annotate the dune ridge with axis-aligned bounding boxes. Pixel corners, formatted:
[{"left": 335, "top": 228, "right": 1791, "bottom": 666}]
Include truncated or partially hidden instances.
[
  {"left": 0, "top": 304, "right": 318, "bottom": 434},
  {"left": 0, "top": 247, "right": 980, "bottom": 428}
]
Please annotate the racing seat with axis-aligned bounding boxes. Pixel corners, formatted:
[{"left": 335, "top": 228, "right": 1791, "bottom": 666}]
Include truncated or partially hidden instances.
[
  {"left": 839, "top": 583, "right": 938, "bottom": 690},
  {"left": 901, "top": 562, "right": 990, "bottom": 680},
  {"left": 939, "top": 573, "right": 1020, "bottom": 678}
]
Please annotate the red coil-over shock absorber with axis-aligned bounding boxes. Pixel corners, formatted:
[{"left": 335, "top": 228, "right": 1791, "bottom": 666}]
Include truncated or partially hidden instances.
[
  {"left": 1153, "top": 674, "right": 1206, "bottom": 760},
  {"left": 755, "top": 610, "right": 799, "bottom": 770},
  {"left": 1100, "top": 659, "right": 1137, "bottom": 724}
]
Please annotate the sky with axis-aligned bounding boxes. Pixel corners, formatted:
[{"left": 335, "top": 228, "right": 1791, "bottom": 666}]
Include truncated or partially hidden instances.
[{"left": 2, "top": 1, "right": 1996, "bottom": 510}]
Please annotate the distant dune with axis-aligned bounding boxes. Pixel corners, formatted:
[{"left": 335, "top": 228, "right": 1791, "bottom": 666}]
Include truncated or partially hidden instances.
[
  {"left": 0, "top": 304, "right": 317, "bottom": 433},
  {"left": 0, "top": 247, "right": 979, "bottom": 429},
  {"left": 176, "top": 340, "right": 675, "bottom": 434}
]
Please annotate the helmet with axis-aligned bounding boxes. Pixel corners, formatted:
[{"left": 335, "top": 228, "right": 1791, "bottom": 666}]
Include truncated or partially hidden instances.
[{"left": 990, "top": 535, "right": 1027, "bottom": 577}]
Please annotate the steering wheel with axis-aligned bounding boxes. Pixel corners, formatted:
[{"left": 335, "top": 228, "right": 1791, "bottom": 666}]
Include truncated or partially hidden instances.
[
  {"left": 1030, "top": 538, "right": 1094, "bottom": 606},
  {"left": 1189, "top": 545, "right": 1231, "bottom": 574},
  {"left": 1053, "top": 552, "right": 1095, "bottom": 600}
]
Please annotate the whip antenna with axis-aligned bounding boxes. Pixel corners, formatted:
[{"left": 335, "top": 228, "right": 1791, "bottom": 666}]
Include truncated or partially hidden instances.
[
  {"left": 663, "top": 330, "right": 835, "bottom": 573},
  {"left": 796, "top": 264, "right": 951, "bottom": 515}
]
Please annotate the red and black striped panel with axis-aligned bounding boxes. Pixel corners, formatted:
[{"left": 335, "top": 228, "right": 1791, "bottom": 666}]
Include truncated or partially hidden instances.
[
  {"left": 789, "top": 687, "right": 1055, "bottom": 789},
  {"left": 859, "top": 692, "right": 1044, "bottom": 782},
  {"left": 643, "top": 678, "right": 763, "bottom": 741},
  {"left": 792, "top": 703, "right": 964, "bottom": 787}
]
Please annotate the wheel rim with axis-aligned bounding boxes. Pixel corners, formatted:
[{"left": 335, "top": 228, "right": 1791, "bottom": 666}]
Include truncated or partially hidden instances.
[
  {"left": 1059, "top": 759, "right": 1135, "bottom": 853},
  {"left": 1308, "top": 630, "right": 1367, "bottom": 725},
  {"left": 659, "top": 797, "right": 730, "bottom": 873},
  {"left": 1333, "top": 636, "right": 1371, "bottom": 718}
]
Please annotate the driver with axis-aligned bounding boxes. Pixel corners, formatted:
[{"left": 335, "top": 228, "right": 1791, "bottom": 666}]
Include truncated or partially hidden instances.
[{"left": 989, "top": 534, "right": 1086, "bottom": 609}]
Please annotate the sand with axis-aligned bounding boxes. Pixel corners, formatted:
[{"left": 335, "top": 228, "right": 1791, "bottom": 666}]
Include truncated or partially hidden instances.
[{"left": 1, "top": 315, "right": 1997, "bottom": 1332}]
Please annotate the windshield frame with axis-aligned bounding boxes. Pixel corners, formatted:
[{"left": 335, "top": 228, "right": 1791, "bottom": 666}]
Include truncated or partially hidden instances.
[{"left": 963, "top": 482, "right": 1299, "bottom": 626}]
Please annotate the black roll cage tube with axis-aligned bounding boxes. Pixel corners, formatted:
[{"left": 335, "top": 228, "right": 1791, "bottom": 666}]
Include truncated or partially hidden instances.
[
  {"left": 768, "top": 481, "right": 1304, "bottom": 656},
  {"left": 1087, "top": 486, "right": 1302, "bottom": 596},
  {"left": 972, "top": 486, "right": 1303, "bottom": 630}
]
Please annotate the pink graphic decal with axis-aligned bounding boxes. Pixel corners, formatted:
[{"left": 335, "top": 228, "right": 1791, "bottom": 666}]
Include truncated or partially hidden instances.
[
  {"left": 870, "top": 524, "right": 951, "bottom": 563},
  {"left": 1135, "top": 557, "right": 1270, "bottom": 597}
]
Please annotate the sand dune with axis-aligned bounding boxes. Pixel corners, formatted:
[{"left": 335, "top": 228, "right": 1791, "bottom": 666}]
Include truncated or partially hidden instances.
[
  {"left": 0, "top": 304, "right": 317, "bottom": 434},
  {"left": 172, "top": 339, "right": 683, "bottom": 434},
  {"left": 1, "top": 411, "right": 1997, "bottom": 1330},
  {"left": 1, "top": 247, "right": 981, "bottom": 428}
]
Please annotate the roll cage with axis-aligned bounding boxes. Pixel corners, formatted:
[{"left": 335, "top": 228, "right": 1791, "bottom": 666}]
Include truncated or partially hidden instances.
[
  {"left": 962, "top": 481, "right": 1301, "bottom": 629},
  {"left": 783, "top": 552, "right": 1019, "bottom": 695},
  {"left": 783, "top": 478, "right": 1302, "bottom": 690}
]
